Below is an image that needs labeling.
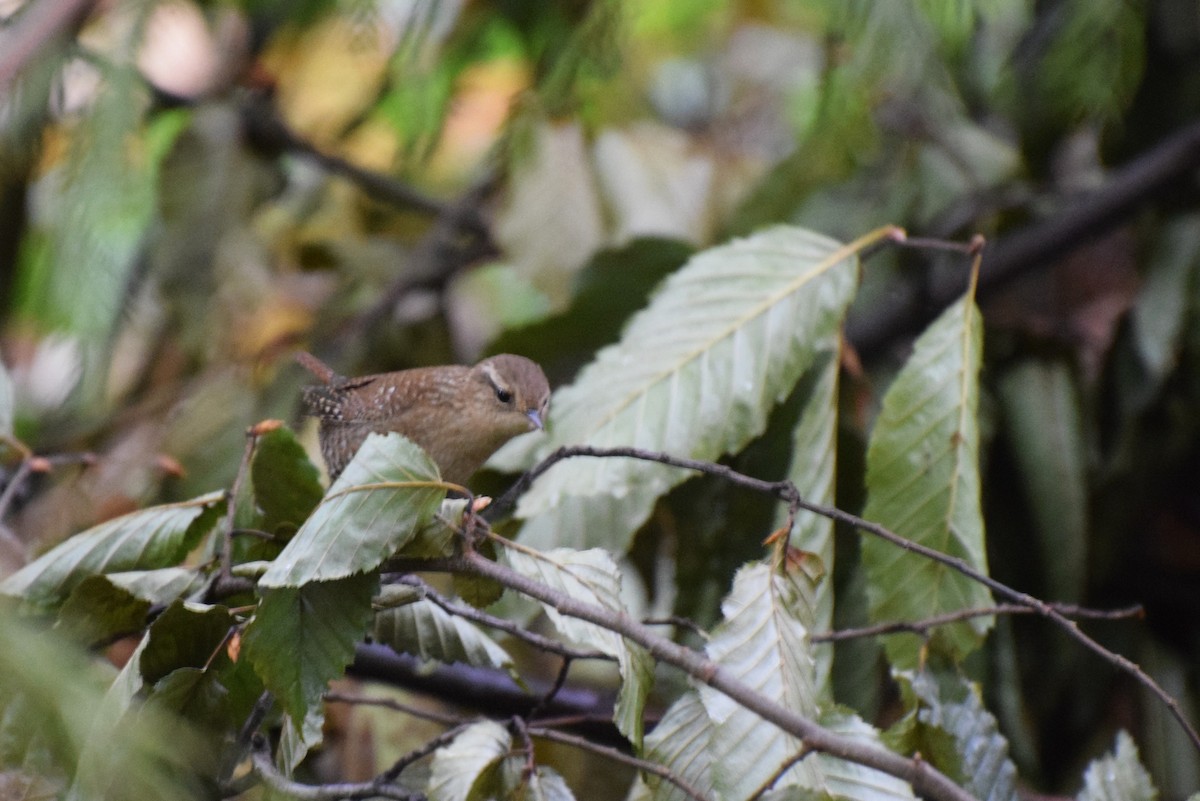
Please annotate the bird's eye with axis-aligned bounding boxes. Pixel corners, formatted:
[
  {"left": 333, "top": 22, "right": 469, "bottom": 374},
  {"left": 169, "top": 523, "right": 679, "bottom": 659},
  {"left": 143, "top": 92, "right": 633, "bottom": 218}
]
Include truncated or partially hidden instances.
[{"left": 495, "top": 387, "right": 513, "bottom": 403}]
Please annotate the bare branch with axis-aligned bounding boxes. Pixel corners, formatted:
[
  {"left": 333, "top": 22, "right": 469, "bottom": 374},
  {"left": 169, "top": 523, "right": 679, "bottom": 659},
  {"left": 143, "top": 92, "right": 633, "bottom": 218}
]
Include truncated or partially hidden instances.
[
  {"left": 812, "top": 603, "right": 1145, "bottom": 643},
  {"left": 527, "top": 725, "right": 712, "bottom": 801},
  {"left": 249, "top": 735, "right": 422, "bottom": 801},
  {"left": 408, "top": 550, "right": 978, "bottom": 801},
  {"left": 387, "top": 574, "right": 614, "bottom": 662},
  {"left": 489, "top": 445, "right": 1200, "bottom": 755}
]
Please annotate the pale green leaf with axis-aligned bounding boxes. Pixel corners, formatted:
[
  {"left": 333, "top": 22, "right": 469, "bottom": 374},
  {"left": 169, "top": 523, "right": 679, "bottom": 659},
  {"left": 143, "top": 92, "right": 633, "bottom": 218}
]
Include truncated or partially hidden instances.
[
  {"left": 998, "top": 360, "right": 1087, "bottom": 600},
  {"left": 896, "top": 670, "right": 1017, "bottom": 801},
  {"left": 0, "top": 492, "right": 224, "bottom": 614},
  {"left": 700, "top": 562, "right": 820, "bottom": 798},
  {"left": 1077, "top": 731, "right": 1157, "bottom": 801},
  {"left": 276, "top": 706, "right": 325, "bottom": 774},
  {"left": 642, "top": 691, "right": 715, "bottom": 801},
  {"left": 373, "top": 584, "right": 514, "bottom": 671},
  {"left": 861, "top": 292, "right": 992, "bottom": 668},
  {"left": 105, "top": 568, "right": 202, "bottom": 606},
  {"left": 502, "top": 546, "right": 653, "bottom": 747},
  {"left": 775, "top": 348, "right": 840, "bottom": 698},
  {"left": 0, "top": 357, "right": 12, "bottom": 437},
  {"left": 501, "top": 225, "right": 860, "bottom": 552},
  {"left": 242, "top": 573, "right": 378, "bottom": 730},
  {"left": 427, "top": 720, "right": 512, "bottom": 801},
  {"left": 260, "top": 433, "right": 445, "bottom": 588},
  {"left": 1133, "top": 214, "right": 1200, "bottom": 382},
  {"left": 809, "top": 710, "right": 916, "bottom": 801},
  {"left": 523, "top": 766, "right": 577, "bottom": 801}
]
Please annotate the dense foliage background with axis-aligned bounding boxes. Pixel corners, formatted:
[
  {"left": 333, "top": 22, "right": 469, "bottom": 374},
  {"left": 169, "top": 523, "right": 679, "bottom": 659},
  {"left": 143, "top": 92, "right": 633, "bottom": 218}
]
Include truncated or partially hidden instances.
[{"left": 1, "top": 0, "right": 1199, "bottom": 799}]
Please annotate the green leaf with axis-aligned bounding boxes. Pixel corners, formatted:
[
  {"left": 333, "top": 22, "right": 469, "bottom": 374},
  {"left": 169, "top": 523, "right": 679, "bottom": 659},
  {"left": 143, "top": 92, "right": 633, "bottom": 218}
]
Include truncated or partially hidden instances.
[
  {"left": 894, "top": 670, "right": 1018, "bottom": 801},
  {"left": 998, "top": 359, "right": 1088, "bottom": 600},
  {"left": 489, "top": 237, "right": 694, "bottom": 382},
  {"left": 372, "top": 584, "right": 514, "bottom": 671},
  {"left": 105, "top": 568, "right": 202, "bottom": 606},
  {"left": 501, "top": 546, "right": 653, "bottom": 748},
  {"left": 1076, "top": 731, "right": 1157, "bottom": 801},
  {"left": 700, "top": 562, "right": 820, "bottom": 798},
  {"left": 251, "top": 426, "right": 325, "bottom": 535},
  {"left": 259, "top": 434, "right": 445, "bottom": 588},
  {"left": 242, "top": 573, "right": 378, "bottom": 730},
  {"left": 861, "top": 292, "right": 992, "bottom": 668},
  {"left": 0, "top": 356, "right": 13, "bottom": 437},
  {"left": 54, "top": 576, "right": 150, "bottom": 647},
  {"left": 807, "top": 710, "right": 916, "bottom": 801},
  {"left": 642, "top": 691, "right": 715, "bottom": 801},
  {"left": 776, "top": 348, "right": 840, "bottom": 698},
  {"left": 500, "top": 225, "right": 860, "bottom": 552},
  {"left": 523, "top": 766, "right": 577, "bottom": 801},
  {"left": 427, "top": 720, "right": 512, "bottom": 801},
  {"left": 140, "top": 601, "right": 235, "bottom": 685},
  {"left": 0, "top": 492, "right": 224, "bottom": 614}
]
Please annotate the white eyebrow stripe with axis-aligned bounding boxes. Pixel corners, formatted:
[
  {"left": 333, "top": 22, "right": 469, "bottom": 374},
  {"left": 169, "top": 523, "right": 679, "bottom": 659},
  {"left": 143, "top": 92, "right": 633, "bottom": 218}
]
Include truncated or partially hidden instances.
[{"left": 480, "top": 362, "right": 508, "bottom": 392}]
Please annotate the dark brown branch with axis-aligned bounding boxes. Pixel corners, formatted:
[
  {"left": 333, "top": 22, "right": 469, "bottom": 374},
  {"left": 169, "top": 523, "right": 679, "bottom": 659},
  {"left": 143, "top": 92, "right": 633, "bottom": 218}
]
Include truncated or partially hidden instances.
[
  {"left": 527, "top": 726, "right": 712, "bottom": 801},
  {"left": 387, "top": 574, "right": 614, "bottom": 662},
  {"left": 490, "top": 445, "right": 1200, "bottom": 756},
  {"left": 415, "top": 551, "right": 977, "bottom": 801},
  {"left": 811, "top": 603, "right": 1145, "bottom": 643},
  {"left": 0, "top": 0, "right": 96, "bottom": 91},
  {"left": 239, "top": 92, "right": 484, "bottom": 232},
  {"left": 849, "top": 117, "right": 1200, "bottom": 354},
  {"left": 249, "top": 735, "right": 421, "bottom": 801}
]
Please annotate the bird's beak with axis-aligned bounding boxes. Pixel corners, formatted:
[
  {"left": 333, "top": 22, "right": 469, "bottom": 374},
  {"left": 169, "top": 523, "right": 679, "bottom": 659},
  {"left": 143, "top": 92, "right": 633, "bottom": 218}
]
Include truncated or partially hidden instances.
[{"left": 526, "top": 409, "right": 544, "bottom": 430}]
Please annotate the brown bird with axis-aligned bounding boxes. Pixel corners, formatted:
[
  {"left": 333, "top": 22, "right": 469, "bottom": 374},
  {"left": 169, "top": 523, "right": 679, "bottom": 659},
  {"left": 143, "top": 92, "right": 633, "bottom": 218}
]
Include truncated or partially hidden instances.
[{"left": 297, "top": 352, "right": 550, "bottom": 484}]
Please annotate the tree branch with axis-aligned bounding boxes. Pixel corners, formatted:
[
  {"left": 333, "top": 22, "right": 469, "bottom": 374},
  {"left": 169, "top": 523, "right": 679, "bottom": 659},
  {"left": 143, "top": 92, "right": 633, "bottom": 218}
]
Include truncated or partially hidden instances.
[
  {"left": 848, "top": 117, "right": 1200, "bottom": 354},
  {"left": 489, "top": 445, "right": 1200, "bottom": 755},
  {"left": 411, "top": 550, "right": 977, "bottom": 801},
  {"left": 0, "top": 0, "right": 96, "bottom": 91}
]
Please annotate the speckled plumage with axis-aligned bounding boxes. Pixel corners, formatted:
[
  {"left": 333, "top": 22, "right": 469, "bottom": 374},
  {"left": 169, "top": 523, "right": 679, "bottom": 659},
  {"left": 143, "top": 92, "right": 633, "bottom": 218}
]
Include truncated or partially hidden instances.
[{"left": 298, "top": 352, "right": 550, "bottom": 484}]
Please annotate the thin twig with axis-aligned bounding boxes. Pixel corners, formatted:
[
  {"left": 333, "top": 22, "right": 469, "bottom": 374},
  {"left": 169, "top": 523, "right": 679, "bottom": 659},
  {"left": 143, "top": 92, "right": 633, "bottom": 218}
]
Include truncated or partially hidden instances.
[
  {"left": 378, "top": 722, "right": 476, "bottom": 783},
  {"left": 388, "top": 574, "right": 614, "bottom": 662},
  {"left": 643, "top": 616, "right": 710, "bottom": 638},
  {"left": 220, "top": 426, "right": 261, "bottom": 581},
  {"left": 811, "top": 603, "right": 1145, "bottom": 643},
  {"left": 745, "top": 746, "right": 814, "bottom": 801},
  {"left": 527, "top": 725, "right": 713, "bottom": 801},
  {"left": 412, "top": 550, "right": 977, "bottom": 801},
  {"left": 496, "top": 445, "right": 1200, "bottom": 756},
  {"left": 324, "top": 690, "right": 466, "bottom": 727},
  {"left": 528, "top": 657, "right": 574, "bottom": 719},
  {"left": 249, "top": 736, "right": 421, "bottom": 801}
]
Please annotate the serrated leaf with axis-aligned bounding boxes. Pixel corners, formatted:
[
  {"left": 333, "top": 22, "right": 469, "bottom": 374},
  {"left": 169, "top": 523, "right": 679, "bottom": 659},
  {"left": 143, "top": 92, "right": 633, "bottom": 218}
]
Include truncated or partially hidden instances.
[
  {"left": 260, "top": 433, "right": 446, "bottom": 587},
  {"left": 1077, "top": 731, "right": 1157, "bottom": 801},
  {"left": 998, "top": 360, "right": 1087, "bottom": 601},
  {"left": 776, "top": 348, "right": 840, "bottom": 698},
  {"left": 55, "top": 576, "right": 150, "bottom": 647},
  {"left": 251, "top": 426, "right": 325, "bottom": 535},
  {"left": 0, "top": 492, "right": 224, "bottom": 614},
  {"left": 428, "top": 720, "right": 512, "bottom": 801},
  {"left": 700, "top": 562, "right": 820, "bottom": 797},
  {"left": 502, "top": 546, "right": 653, "bottom": 747},
  {"left": 501, "top": 225, "right": 860, "bottom": 552},
  {"left": 140, "top": 601, "right": 235, "bottom": 685},
  {"left": 895, "top": 670, "right": 1017, "bottom": 801},
  {"left": 242, "top": 573, "right": 378, "bottom": 729},
  {"left": 373, "top": 585, "right": 514, "bottom": 671},
  {"left": 861, "top": 292, "right": 992, "bottom": 668},
  {"left": 642, "top": 691, "right": 715, "bottom": 801}
]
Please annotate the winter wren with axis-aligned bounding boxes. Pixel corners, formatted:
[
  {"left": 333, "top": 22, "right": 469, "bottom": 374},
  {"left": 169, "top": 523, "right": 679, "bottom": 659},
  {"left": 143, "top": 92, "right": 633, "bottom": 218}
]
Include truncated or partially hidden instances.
[{"left": 297, "top": 352, "right": 550, "bottom": 484}]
